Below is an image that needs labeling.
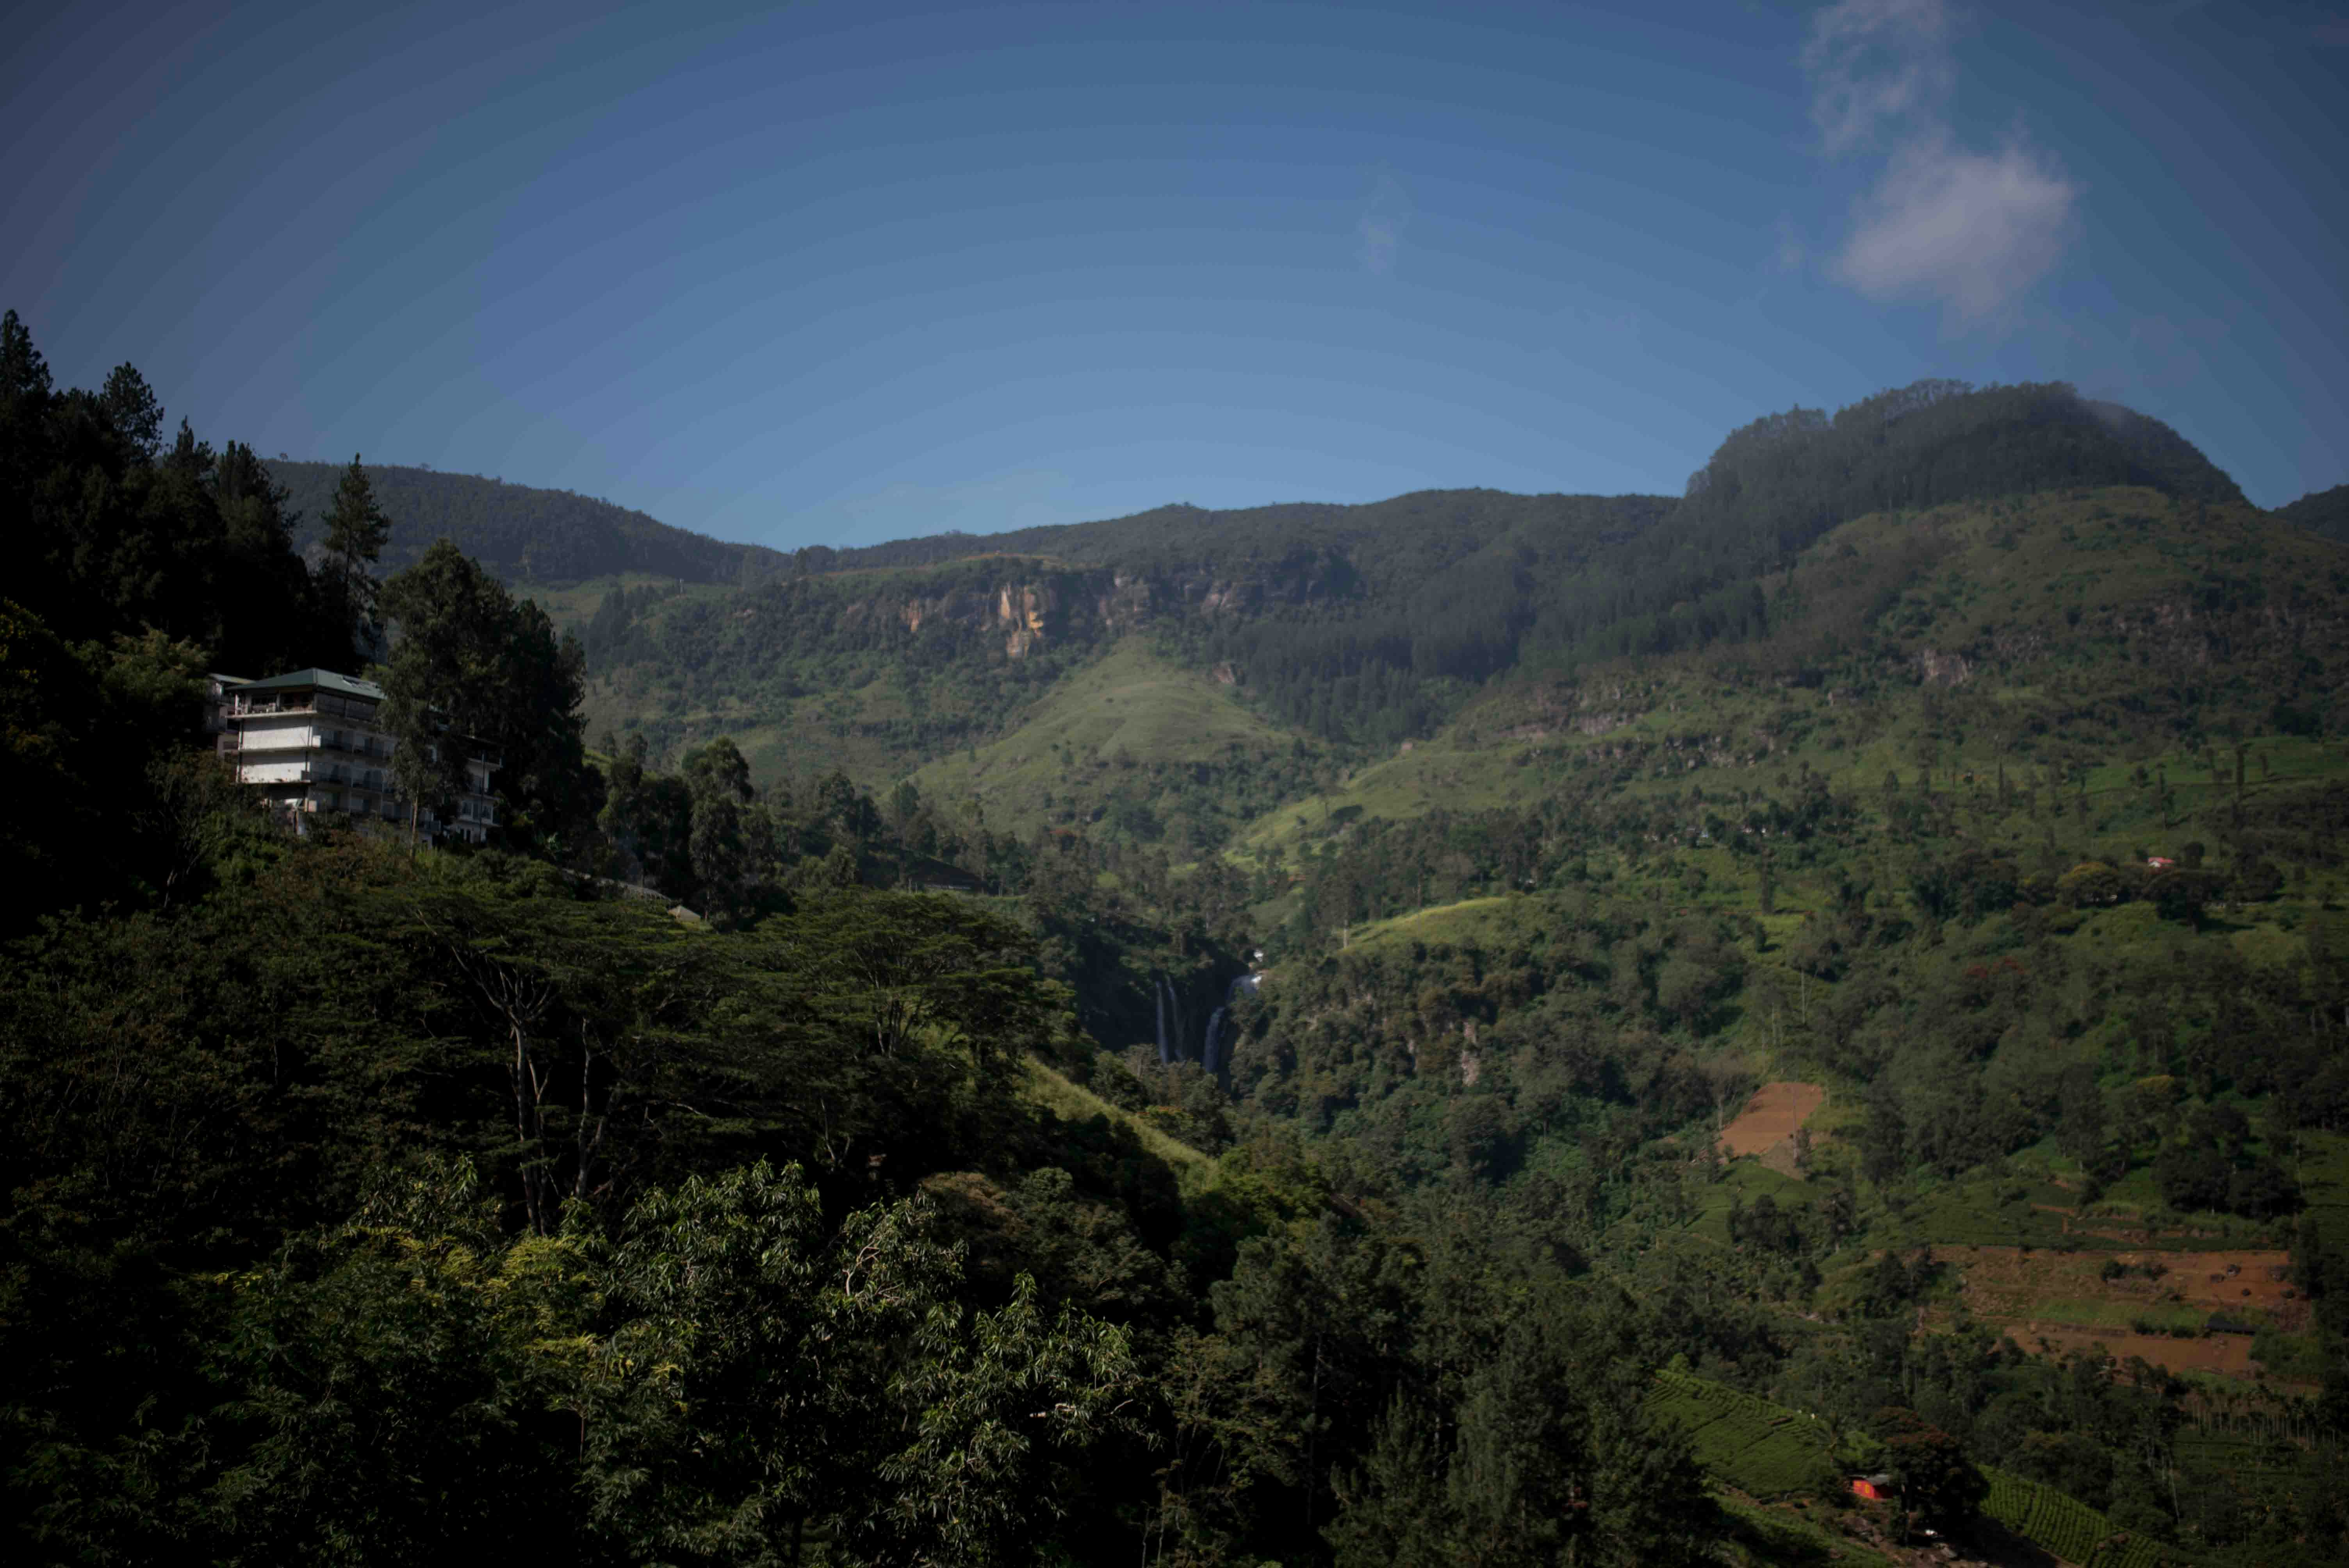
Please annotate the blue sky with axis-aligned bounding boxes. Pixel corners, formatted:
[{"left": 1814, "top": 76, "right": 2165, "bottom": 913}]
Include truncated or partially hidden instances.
[{"left": 5, "top": 0, "right": 2344, "bottom": 547}]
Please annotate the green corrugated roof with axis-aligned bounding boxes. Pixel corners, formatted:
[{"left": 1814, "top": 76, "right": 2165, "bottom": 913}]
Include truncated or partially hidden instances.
[{"left": 234, "top": 668, "right": 385, "bottom": 700}]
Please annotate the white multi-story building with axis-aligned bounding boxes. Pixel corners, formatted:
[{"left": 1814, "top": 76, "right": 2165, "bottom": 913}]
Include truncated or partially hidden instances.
[{"left": 206, "top": 668, "right": 501, "bottom": 843}]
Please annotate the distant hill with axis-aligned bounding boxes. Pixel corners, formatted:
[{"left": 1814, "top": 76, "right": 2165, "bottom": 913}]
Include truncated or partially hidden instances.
[
  {"left": 269, "top": 380, "right": 2238, "bottom": 619},
  {"left": 572, "top": 379, "right": 2253, "bottom": 788},
  {"left": 266, "top": 460, "right": 791, "bottom": 586},
  {"left": 2277, "top": 481, "right": 2349, "bottom": 543},
  {"left": 812, "top": 380, "right": 2241, "bottom": 577}
]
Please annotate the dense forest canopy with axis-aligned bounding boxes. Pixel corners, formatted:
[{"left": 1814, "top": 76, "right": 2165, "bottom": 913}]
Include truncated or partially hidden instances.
[
  {"left": 9, "top": 311, "right": 2349, "bottom": 1567},
  {"left": 2276, "top": 481, "right": 2349, "bottom": 545},
  {"left": 567, "top": 380, "right": 2250, "bottom": 775},
  {"left": 267, "top": 458, "right": 793, "bottom": 585}
]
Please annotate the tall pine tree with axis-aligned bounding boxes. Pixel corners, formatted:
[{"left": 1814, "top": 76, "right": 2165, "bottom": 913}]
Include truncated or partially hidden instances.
[{"left": 319, "top": 454, "right": 390, "bottom": 665}]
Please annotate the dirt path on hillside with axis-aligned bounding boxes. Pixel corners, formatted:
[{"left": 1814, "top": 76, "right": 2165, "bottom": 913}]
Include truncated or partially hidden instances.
[{"left": 1721, "top": 1081, "right": 1827, "bottom": 1159}]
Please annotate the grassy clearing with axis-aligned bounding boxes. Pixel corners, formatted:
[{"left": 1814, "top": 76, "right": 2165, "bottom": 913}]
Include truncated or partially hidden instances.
[
  {"left": 1018, "top": 1056, "right": 1215, "bottom": 1189},
  {"left": 913, "top": 638, "right": 1310, "bottom": 841},
  {"left": 1889, "top": 1173, "right": 2087, "bottom": 1251},
  {"left": 1342, "top": 895, "right": 1527, "bottom": 955},
  {"left": 2028, "top": 1298, "right": 2210, "bottom": 1333},
  {"left": 1682, "top": 1162, "right": 1820, "bottom": 1246},
  {"left": 518, "top": 570, "right": 707, "bottom": 627}
]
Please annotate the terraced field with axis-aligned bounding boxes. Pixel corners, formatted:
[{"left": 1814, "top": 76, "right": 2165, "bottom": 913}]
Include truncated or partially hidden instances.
[
  {"left": 1980, "top": 1467, "right": 2182, "bottom": 1568},
  {"left": 1651, "top": 1371, "right": 2199, "bottom": 1567},
  {"left": 1645, "top": 1370, "right": 1838, "bottom": 1500},
  {"left": 2167, "top": 1425, "right": 2349, "bottom": 1550}
]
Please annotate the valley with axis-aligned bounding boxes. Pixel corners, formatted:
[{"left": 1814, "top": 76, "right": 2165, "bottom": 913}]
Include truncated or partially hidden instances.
[{"left": 10, "top": 348, "right": 2349, "bottom": 1565}]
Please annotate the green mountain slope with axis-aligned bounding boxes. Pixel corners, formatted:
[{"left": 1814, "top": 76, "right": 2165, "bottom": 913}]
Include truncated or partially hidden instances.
[
  {"left": 1233, "top": 483, "right": 2347, "bottom": 861},
  {"left": 267, "top": 459, "right": 790, "bottom": 584},
  {"left": 307, "top": 382, "right": 2251, "bottom": 857},
  {"left": 561, "top": 381, "right": 2246, "bottom": 797},
  {"left": 23, "top": 306, "right": 2349, "bottom": 1568},
  {"left": 909, "top": 638, "right": 1326, "bottom": 851},
  {"left": 2276, "top": 481, "right": 2349, "bottom": 544}
]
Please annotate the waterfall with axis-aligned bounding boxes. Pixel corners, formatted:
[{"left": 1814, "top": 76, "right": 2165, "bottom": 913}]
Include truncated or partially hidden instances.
[
  {"left": 1155, "top": 977, "right": 1171, "bottom": 1066},
  {"left": 1201, "top": 971, "right": 1261, "bottom": 1081}
]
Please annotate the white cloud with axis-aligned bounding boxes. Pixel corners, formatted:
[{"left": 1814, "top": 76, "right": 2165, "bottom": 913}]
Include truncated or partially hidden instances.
[
  {"left": 1357, "top": 169, "right": 1411, "bottom": 276},
  {"left": 1835, "top": 133, "right": 2080, "bottom": 324},
  {"left": 1802, "top": 0, "right": 2080, "bottom": 328}
]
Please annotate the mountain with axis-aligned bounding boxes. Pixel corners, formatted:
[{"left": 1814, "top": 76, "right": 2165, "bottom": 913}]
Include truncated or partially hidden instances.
[
  {"left": 266, "top": 458, "right": 791, "bottom": 585},
  {"left": 561, "top": 380, "right": 2256, "bottom": 796},
  {"left": 2277, "top": 481, "right": 2349, "bottom": 544},
  {"left": 23, "top": 314, "right": 2349, "bottom": 1566}
]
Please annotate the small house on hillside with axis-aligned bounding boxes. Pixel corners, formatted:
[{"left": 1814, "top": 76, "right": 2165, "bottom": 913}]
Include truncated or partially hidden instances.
[
  {"left": 2147, "top": 855, "right": 2176, "bottom": 870},
  {"left": 1849, "top": 1474, "right": 1893, "bottom": 1501}
]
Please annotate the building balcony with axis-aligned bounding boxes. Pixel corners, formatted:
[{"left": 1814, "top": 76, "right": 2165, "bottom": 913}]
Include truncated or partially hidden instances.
[
  {"left": 228, "top": 691, "right": 379, "bottom": 723},
  {"left": 230, "top": 728, "right": 394, "bottom": 759},
  {"left": 235, "top": 727, "right": 323, "bottom": 752},
  {"left": 286, "top": 761, "right": 396, "bottom": 789}
]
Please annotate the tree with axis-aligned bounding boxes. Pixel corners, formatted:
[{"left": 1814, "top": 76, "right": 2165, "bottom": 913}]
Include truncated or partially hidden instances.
[
  {"left": 490, "top": 597, "right": 601, "bottom": 858},
  {"left": 380, "top": 540, "right": 598, "bottom": 853},
  {"left": 1702, "top": 1052, "right": 1758, "bottom": 1138},
  {"left": 2056, "top": 1064, "right": 2107, "bottom": 1169},
  {"left": 2153, "top": 1141, "right": 2230, "bottom": 1213},
  {"left": 2057, "top": 861, "right": 2124, "bottom": 908},
  {"left": 200, "top": 1160, "right": 586, "bottom": 1563},
  {"left": 684, "top": 735, "right": 778, "bottom": 926},
  {"left": 601, "top": 732, "right": 695, "bottom": 894},
  {"left": 319, "top": 455, "right": 392, "bottom": 662},
  {"left": 211, "top": 440, "right": 332, "bottom": 671},
  {"left": 2149, "top": 868, "right": 2222, "bottom": 926},
  {"left": 582, "top": 1162, "right": 1140, "bottom": 1567},
  {"left": 1873, "top": 1407, "right": 1985, "bottom": 1539},
  {"left": 97, "top": 364, "right": 163, "bottom": 460},
  {"left": 380, "top": 545, "right": 501, "bottom": 843}
]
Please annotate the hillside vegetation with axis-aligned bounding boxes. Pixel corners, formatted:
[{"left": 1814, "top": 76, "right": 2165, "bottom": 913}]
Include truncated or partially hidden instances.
[
  {"left": 13, "top": 316, "right": 2349, "bottom": 1567},
  {"left": 269, "top": 458, "right": 791, "bottom": 584},
  {"left": 2276, "top": 481, "right": 2349, "bottom": 545}
]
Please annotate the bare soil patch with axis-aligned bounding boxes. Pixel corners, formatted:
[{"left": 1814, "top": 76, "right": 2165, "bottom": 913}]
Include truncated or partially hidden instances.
[
  {"left": 2015, "top": 1324, "right": 2262, "bottom": 1380},
  {"left": 1933, "top": 1244, "right": 2304, "bottom": 1381},
  {"left": 1945, "top": 1244, "right": 2298, "bottom": 1317},
  {"left": 1721, "top": 1081, "right": 1827, "bottom": 1160}
]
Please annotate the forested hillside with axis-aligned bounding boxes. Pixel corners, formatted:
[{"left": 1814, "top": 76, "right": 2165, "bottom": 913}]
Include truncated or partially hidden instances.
[
  {"left": 268, "top": 458, "right": 791, "bottom": 584},
  {"left": 11, "top": 310, "right": 2349, "bottom": 1566},
  {"left": 2277, "top": 481, "right": 2349, "bottom": 545},
  {"left": 565, "top": 381, "right": 2259, "bottom": 837}
]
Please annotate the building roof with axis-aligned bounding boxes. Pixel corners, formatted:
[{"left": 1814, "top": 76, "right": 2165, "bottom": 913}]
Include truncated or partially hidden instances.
[{"left": 235, "top": 668, "right": 386, "bottom": 701}]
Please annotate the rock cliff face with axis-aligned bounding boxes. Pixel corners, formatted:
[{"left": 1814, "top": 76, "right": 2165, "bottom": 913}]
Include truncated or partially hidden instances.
[
  {"left": 1918, "top": 647, "right": 1973, "bottom": 686},
  {"left": 845, "top": 552, "right": 1362, "bottom": 657}
]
